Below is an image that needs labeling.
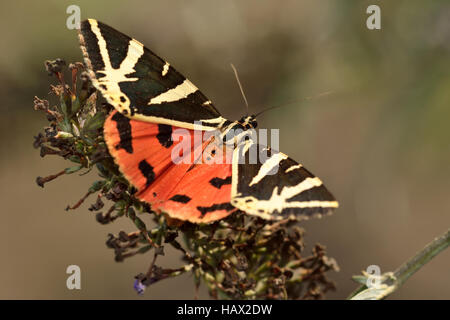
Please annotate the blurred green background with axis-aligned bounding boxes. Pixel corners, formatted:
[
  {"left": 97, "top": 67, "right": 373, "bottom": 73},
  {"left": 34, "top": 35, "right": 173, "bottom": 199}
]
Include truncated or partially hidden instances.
[{"left": 1, "top": 0, "right": 449, "bottom": 299}]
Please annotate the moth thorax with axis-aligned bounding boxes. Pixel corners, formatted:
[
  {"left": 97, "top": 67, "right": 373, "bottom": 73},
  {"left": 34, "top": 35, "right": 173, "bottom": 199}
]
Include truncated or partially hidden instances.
[{"left": 220, "top": 120, "right": 257, "bottom": 146}]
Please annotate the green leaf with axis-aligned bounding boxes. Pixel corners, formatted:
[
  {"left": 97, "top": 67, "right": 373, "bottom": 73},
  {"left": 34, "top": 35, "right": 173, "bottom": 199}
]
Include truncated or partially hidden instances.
[
  {"left": 95, "top": 163, "right": 110, "bottom": 178},
  {"left": 74, "top": 141, "right": 85, "bottom": 154},
  {"left": 88, "top": 180, "right": 106, "bottom": 193},
  {"left": 82, "top": 111, "right": 105, "bottom": 136},
  {"left": 134, "top": 217, "right": 147, "bottom": 231},
  {"left": 60, "top": 93, "right": 73, "bottom": 118},
  {"left": 71, "top": 95, "right": 81, "bottom": 115},
  {"left": 350, "top": 284, "right": 396, "bottom": 300},
  {"left": 67, "top": 155, "right": 81, "bottom": 164},
  {"left": 351, "top": 275, "right": 369, "bottom": 285},
  {"left": 59, "top": 119, "right": 72, "bottom": 133},
  {"left": 138, "top": 245, "right": 152, "bottom": 254},
  {"left": 64, "top": 165, "right": 82, "bottom": 174},
  {"left": 59, "top": 95, "right": 68, "bottom": 117}
]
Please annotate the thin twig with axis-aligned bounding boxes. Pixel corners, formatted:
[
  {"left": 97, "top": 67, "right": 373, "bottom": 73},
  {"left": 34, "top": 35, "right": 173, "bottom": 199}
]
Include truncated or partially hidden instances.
[
  {"left": 66, "top": 190, "right": 93, "bottom": 210},
  {"left": 36, "top": 169, "right": 67, "bottom": 187},
  {"left": 145, "top": 252, "right": 158, "bottom": 279}
]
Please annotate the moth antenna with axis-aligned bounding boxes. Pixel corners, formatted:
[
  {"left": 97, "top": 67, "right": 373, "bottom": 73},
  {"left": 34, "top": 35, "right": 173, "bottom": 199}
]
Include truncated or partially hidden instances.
[
  {"left": 254, "top": 91, "right": 334, "bottom": 118},
  {"left": 230, "top": 63, "right": 249, "bottom": 116}
]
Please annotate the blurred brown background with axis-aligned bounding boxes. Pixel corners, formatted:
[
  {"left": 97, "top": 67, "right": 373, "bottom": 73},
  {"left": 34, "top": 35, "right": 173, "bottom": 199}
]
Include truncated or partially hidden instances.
[{"left": 1, "top": 0, "right": 449, "bottom": 299}]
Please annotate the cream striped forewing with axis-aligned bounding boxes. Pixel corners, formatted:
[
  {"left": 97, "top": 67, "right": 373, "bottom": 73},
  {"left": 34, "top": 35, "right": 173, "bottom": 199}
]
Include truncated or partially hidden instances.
[{"left": 78, "top": 19, "right": 225, "bottom": 130}]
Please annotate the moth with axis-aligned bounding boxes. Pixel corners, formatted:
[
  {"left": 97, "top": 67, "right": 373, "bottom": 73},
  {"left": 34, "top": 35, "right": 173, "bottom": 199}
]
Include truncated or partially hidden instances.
[{"left": 78, "top": 19, "right": 338, "bottom": 223}]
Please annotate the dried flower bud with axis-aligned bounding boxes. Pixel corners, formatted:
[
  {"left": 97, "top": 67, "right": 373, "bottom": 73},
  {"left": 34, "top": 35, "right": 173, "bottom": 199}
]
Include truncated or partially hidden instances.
[{"left": 45, "top": 58, "right": 66, "bottom": 75}]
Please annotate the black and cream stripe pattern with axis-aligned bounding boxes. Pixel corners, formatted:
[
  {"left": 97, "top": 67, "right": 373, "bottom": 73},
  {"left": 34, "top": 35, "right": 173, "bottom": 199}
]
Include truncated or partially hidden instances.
[
  {"left": 230, "top": 140, "right": 338, "bottom": 220},
  {"left": 79, "top": 19, "right": 339, "bottom": 221},
  {"left": 79, "top": 19, "right": 226, "bottom": 130}
]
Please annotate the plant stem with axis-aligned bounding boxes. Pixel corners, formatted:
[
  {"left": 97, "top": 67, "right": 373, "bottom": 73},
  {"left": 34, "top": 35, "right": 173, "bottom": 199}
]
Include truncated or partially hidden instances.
[
  {"left": 348, "top": 228, "right": 450, "bottom": 299},
  {"left": 394, "top": 228, "right": 450, "bottom": 287}
]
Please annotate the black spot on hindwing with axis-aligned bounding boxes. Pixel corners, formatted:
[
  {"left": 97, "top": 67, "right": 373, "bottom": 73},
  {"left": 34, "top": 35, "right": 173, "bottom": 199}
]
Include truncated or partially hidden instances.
[
  {"left": 197, "top": 203, "right": 235, "bottom": 217},
  {"left": 156, "top": 124, "right": 173, "bottom": 148},
  {"left": 169, "top": 194, "right": 191, "bottom": 203},
  {"left": 209, "top": 176, "right": 232, "bottom": 189},
  {"left": 138, "top": 160, "right": 155, "bottom": 188},
  {"left": 111, "top": 112, "right": 133, "bottom": 153}
]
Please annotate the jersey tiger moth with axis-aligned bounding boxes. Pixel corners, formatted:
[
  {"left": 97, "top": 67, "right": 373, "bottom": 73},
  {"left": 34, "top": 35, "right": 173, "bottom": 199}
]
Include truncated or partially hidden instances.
[{"left": 78, "top": 19, "right": 339, "bottom": 224}]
